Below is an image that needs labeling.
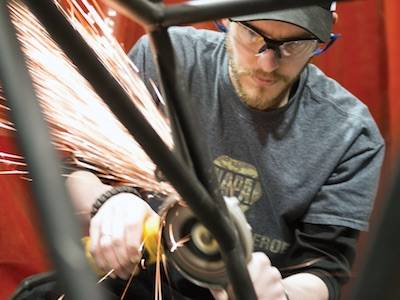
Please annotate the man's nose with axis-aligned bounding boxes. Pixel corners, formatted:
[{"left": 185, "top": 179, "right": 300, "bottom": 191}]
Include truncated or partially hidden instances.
[{"left": 256, "top": 49, "right": 280, "bottom": 73}]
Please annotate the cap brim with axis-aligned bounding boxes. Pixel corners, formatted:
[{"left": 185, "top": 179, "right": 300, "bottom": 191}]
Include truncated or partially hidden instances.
[{"left": 231, "top": 6, "right": 333, "bottom": 43}]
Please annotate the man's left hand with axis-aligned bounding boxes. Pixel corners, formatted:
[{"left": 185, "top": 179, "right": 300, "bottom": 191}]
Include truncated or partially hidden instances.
[{"left": 211, "top": 252, "right": 287, "bottom": 300}]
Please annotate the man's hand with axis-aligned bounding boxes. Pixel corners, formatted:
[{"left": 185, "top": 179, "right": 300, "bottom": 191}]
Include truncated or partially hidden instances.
[
  {"left": 211, "top": 252, "right": 287, "bottom": 300},
  {"left": 89, "top": 193, "right": 157, "bottom": 279},
  {"left": 247, "top": 252, "right": 287, "bottom": 300}
]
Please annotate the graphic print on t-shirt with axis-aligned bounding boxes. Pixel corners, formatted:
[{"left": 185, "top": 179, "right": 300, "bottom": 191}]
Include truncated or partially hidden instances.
[
  {"left": 213, "top": 155, "right": 262, "bottom": 212},
  {"left": 213, "top": 155, "right": 289, "bottom": 255}
]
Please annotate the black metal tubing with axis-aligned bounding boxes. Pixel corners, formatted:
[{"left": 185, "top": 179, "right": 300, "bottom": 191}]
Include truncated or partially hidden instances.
[
  {"left": 146, "top": 28, "right": 195, "bottom": 171},
  {"left": 0, "top": 3, "right": 105, "bottom": 300},
  {"left": 162, "top": 0, "right": 335, "bottom": 27},
  {"left": 348, "top": 159, "right": 400, "bottom": 300},
  {"left": 147, "top": 28, "right": 227, "bottom": 211},
  {"left": 106, "top": 0, "right": 162, "bottom": 28},
  {"left": 147, "top": 28, "right": 244, "bottom": 293},
  {"left": 106, "top": 0, "right": 335, "bottom": 28}
]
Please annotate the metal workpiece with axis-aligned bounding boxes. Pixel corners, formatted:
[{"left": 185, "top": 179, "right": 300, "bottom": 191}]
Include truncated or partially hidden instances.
[
  {"left": 147, "top": 28, "right": 228, "bottom": 213},
  {"left": 105, "top": 0, "right": 336, "bottom": 28},
  {"left": 147, "top": 28, "right": 195, "bottom": 173}
]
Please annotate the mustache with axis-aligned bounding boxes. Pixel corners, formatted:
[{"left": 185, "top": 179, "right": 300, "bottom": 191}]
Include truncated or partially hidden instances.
[{"left": 236, "top": 69, "right": 287, "bottom": 82}]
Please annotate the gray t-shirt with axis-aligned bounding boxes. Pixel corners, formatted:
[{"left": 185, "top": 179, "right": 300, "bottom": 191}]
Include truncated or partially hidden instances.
[{"left": 130, "top": 27, "right": 384, "bottom": 265}]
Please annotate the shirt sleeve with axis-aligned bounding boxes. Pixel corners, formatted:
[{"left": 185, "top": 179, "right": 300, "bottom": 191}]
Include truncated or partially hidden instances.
[
  {"left": 281, "top": 223, "right": 359, "bottom": 300},
  {"left": 302, "top": 128, "right": 385, "bottom": 231},
  {"left": 128, "top": 35, "right": 160, "bottom": 101}
]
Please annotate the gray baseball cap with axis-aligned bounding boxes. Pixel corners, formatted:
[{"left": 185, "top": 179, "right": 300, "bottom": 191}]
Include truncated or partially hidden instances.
[{"left": 231, "top": 2, "right": 335, "bottom": 43}]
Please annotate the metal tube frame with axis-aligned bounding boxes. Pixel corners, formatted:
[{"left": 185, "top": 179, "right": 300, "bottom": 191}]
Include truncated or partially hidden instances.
[
  {"left": 2, "top": 0, "right": 361, "bottom": 300},
  {"left": 106, "top": 0, "right": 336, "bottom": 29}
]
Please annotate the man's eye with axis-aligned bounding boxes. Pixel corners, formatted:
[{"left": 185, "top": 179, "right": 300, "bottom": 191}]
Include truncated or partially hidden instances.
[
  {"left": 284, "top": 41, "right": 301, "bottom": 51},
  {"left": 284, "top": 41, "right": 309, "bottom": 53}
]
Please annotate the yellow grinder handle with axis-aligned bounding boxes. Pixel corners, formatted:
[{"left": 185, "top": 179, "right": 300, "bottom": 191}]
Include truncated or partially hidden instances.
[{"left": 83, "top": 214, "right": 161, "bottom": 275}]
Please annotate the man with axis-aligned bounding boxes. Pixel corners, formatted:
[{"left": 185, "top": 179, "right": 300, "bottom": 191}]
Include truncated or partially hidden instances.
[{"left": 67, "top": 2, "right": 384, "bottom": 300}]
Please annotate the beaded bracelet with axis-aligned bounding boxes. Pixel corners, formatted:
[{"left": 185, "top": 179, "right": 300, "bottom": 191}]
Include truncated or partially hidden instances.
[{"left": 90, "top": 186, "right": 142, "bottom": 218}]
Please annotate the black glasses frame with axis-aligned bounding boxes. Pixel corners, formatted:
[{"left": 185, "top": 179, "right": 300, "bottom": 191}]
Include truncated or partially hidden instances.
[
  {"left": 231, "top": 20, "right": 340, "bottom": 58},
  {"left": 236, "top": 20, "right": 319, "bottom": 57}
]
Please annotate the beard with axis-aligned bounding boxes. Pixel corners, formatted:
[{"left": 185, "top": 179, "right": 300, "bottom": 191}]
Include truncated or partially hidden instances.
[{"left": 226, "top": 38, "right": 304, "bottom": 111}]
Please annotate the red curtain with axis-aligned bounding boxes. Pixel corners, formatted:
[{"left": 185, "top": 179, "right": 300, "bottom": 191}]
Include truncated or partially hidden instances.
[
  {"left": 384, "top": 0, "right": 400, "bottom": 161},
  {"left": 0, "top": 135, "right": 50, "bottom": 300},
  {"left": 315, "top": 1, "right": 389, "bottom": 138}
]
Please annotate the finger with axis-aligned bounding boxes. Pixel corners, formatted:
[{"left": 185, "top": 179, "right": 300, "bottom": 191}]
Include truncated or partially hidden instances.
[
  {"left": 100, "top": 234, "right": 130, "bottom": 279},
  {"left": 251, "top": 252, "right": 272, "bottom": 266},
  {"left": 89, "top": 217, "right": 107, "bottom": 272},
  {"left": 99, "top": 212, "right": 133, "bottom": 279},
  {"left": 89, "top": 217, "right": 101, "bottom": 254},
  {"left": 248, "top": 253, "right": 285, "bottom": 299},
  {"left": 123, "top": 213, "right": 144, "bottom": 263},
  {"left": 210, "top": 288, "right": 229, "bottom": 300},
  {"left": 94, "top": 213, "right": 116, "bottom": 273},
  {"left": 247, "top": 252, "right": 271, "bottom": 279},
  {"left": 110, "top": 214, "right": 137, "bottom": 278},
  {"left": 89, "top": 194, "right": 152, "bottom": 278}
]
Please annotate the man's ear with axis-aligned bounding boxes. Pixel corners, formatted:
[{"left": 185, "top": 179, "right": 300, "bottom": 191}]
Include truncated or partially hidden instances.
[{"left": 332, "top": 12, "right": 339, "bottom": 25}]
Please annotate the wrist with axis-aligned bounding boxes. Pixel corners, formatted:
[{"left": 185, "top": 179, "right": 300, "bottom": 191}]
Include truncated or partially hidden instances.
[{"left": 90, "top": 186, "right": 142, "bottom": 218}]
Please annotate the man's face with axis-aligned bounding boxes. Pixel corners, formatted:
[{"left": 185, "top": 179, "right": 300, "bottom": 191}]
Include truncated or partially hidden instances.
[{"left": 226, "top": 20, "right": 315, "bottom": 110}]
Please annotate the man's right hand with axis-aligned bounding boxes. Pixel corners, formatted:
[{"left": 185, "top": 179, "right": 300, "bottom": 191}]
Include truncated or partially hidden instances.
[{"left": 89, "top": 192, "right": 157, "bottom": 279}]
